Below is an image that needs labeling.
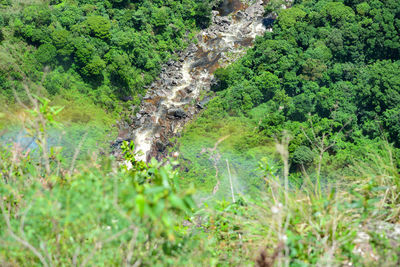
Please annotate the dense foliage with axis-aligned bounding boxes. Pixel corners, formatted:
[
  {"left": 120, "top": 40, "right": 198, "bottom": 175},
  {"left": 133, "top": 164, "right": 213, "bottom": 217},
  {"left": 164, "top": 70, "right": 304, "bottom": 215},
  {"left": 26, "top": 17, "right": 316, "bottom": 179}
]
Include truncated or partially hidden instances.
[
  {"left": 0, "top": 0, "right": 213, "bottom": 112},
  {"left": 0, "top": 142, "right": 198, "bottom": 265},
  {"left": 2, "top": 0, "right": 400, "bottom": 265},
  {"left": 0, "top": 0, "right": 216, "bottom": 160},
  {"left": 2, "top": 107, "right": 400, "bottom": 265},
  {"left": 2, "top": 96, "right": 400, "bottom": 265},
  {"left": 191, "top": 0, "right": 400, "bottom": 180}
]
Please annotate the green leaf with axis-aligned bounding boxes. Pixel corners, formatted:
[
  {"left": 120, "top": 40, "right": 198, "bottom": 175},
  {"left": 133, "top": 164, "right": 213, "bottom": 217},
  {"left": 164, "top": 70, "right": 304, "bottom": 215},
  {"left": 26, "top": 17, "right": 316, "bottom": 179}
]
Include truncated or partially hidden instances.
[
  {"left": 135, "top": 194, "right": 146, "bottom": 217},
  {"left": 169, "top": 194, "right": 188, "bottom": 212}
]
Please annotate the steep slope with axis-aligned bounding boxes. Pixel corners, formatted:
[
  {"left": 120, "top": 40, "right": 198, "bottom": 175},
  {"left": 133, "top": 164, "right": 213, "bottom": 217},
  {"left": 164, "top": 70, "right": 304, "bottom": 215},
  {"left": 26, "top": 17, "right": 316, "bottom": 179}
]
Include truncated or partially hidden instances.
[{"left": 119, "top": 0, "right": 268, "bottom": 161}]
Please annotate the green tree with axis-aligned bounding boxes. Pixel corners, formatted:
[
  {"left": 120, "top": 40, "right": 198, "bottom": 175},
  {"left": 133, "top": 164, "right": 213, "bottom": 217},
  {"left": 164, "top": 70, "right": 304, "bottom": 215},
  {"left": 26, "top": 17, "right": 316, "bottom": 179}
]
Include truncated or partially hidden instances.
[
  {"left": 253, "top": 71, "right": 280, "bottom": 100},
  {"left": 52, "top": 28, "right": 74, "bottom": 57},
  {"left": 194, "top": 2, "right": 212, "bottom": 29},
  {"left": 74, "top": 38, "right": 94, "bottom": 65},
  {"left": 82, "top": 55, "right": 106, "bottom": 77},
  {"left": 35, "top": 44, "right": 57, "bottom": 64},
  {"left": 86, "top": 16, "right": 111, "bottom": 39}
]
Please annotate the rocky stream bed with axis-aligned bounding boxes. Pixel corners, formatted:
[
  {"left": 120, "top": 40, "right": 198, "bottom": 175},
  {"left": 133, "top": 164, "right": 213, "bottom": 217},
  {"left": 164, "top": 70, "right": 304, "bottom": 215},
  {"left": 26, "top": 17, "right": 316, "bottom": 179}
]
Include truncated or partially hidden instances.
[{"left": 114, "top": 0, "right": 272, "bottom": 162}]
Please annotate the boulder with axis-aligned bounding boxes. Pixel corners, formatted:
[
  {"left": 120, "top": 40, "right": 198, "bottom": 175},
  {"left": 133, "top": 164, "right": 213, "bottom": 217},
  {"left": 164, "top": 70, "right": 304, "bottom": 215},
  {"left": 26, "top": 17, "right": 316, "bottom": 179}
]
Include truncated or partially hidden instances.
[
  {"left": 121, "top": 95, "right": 133, "bottom": 102},
  {"left": 167, "top": 108, "right": 187, "bottom": 119},
  {"left": 234, "top": 11, "right": 245, "bottom": 20},
  {"left": 171, "top": 79, "right": 179, "bottom": 86},
  {"left": 166, "top": 59, "right": 174, "bottom": 66},
  {"left": 185, "top": 85, "right": 195, "bottom": 93},
  {"left": 240, "top": 26, "right": 251, "bottom": 35},
  {"left": 155, "top": 140, "right": 166, "bottom": 152},
  {"left": 221, "top": 17, "right": 231, "bottom": 25},
  {"left": 164, "top": 78, "right": 172, "bottom": 86},
  {"left": 187, "top": 44, "right": 198, "bottom": 54},
  {"left": 212, "top": 10, "right": 220, "bottom": 17}
]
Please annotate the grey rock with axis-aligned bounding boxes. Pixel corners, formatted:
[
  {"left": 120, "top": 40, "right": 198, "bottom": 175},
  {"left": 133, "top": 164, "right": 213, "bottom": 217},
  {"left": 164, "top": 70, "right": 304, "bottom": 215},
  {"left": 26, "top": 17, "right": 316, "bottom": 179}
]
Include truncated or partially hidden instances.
[
  {"left": 164, "top": 78, "right": 172, "bottom": 86},
  {"left": 185, "top": 85, "right": 195, "bottom": 93},
  {"left": 167, "top": 108, "right": 187, "bottom": 119},
  {"left": 187, "top": 44, "right": 198, "bottom": 53},
  {"left": 171, "top": 79, "right": 179, "bottom": 86},
  {"left": 200, "top": 96, "right": 212, "bottom": 107},
  {"left": 234, "top": 11, "right": 245, "bottom": 20},
  {"left": 221, "top": 17, "right": 230, "bottom": 25},
  {"left": 121, "top": 95, "right": 133, "bottom": 102},
  {"left": 155, "top": 140, "right": 166, "bottom": 152},
  {"left": 240, "top": 26, "right": 251, "bottom": 35},
  {"left": 175, "top": 73, "right": 183, "bottom": 80},
  {"left": 212, "top": 10, "right": 220, "bottom": 17}
]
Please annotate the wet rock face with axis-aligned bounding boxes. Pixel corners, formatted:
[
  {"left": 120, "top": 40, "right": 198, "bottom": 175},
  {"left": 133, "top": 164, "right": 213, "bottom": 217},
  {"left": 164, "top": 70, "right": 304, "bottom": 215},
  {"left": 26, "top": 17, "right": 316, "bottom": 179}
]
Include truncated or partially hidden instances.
[
  {"left": 115, "top": 0, "right": 267, "bottom": 162},
  {"left": 167, "top": 108, "right": 187, "bottom": 119},
  {"left": 155, "top": 140, "right": 167, "bottom": 152}
]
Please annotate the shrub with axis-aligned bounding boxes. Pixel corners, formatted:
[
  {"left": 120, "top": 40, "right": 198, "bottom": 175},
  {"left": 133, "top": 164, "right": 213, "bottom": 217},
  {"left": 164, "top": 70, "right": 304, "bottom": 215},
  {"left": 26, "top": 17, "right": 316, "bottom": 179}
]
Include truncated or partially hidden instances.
[
  {"left": 86, "top": 16, "right": 111, "bottom": 39},
  {"left": 35, "top": 43, "right": 57, "bottom": 64}
]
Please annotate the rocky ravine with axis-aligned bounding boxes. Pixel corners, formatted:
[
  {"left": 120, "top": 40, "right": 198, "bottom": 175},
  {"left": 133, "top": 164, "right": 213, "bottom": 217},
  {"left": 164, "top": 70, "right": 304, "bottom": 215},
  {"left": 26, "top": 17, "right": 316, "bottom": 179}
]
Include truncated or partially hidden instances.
[{"left": 117, "top": 0, "right": 270, "bottom": 162}]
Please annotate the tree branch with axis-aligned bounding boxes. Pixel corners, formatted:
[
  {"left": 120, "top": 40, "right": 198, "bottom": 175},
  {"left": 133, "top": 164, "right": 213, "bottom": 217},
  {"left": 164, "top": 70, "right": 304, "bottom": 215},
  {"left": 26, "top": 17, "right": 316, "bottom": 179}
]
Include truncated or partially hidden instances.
[{"left": 0, "top": 198, "right": 49, "bottom": 267}]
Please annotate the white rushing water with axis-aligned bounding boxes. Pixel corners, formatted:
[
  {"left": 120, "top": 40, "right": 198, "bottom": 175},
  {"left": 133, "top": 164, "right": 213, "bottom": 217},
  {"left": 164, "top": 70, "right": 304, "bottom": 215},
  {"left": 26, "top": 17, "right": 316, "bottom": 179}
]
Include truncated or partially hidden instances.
[
  {"left": 133, "top": 61, "right": 194, "bottom": 161},
  {"left": 164, "top": 62, "right": 193, "bottom": 108},
  {"left": 132, "top": 0, "right": 267, "bottom": 162}
]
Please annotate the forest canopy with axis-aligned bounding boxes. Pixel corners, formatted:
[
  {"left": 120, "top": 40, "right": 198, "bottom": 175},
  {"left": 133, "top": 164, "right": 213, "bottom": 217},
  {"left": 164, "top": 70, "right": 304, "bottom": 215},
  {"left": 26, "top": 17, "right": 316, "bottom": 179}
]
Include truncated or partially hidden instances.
[
  {"left": 3, "top": 1, "right": 400, "bottom": 265},
  {"left": 195, "top": 0, "right": 400, "bottom": 177},
  {"left": 0, "top": 0, "right": 214, "bottom": 112}
]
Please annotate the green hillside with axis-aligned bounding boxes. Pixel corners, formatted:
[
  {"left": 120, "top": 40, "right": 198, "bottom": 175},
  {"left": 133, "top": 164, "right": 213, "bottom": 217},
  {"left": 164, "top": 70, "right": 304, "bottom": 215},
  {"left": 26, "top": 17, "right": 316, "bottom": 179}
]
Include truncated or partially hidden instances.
[
  {"left": 179, "top": 0, "right": 400, "bottom": 194},
  {"left": 1, "top": 0, "right": 400, "bottom": 266},
  {"left": 0, "top": 0, "right": 214, "bottom": 160}
]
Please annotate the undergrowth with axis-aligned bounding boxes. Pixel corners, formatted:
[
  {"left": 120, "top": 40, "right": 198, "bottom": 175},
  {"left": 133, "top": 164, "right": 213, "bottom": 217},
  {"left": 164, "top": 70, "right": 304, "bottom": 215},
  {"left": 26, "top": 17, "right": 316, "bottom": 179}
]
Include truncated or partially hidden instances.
[{"left": 1, "top": 92, "right": 400, "bottom": 266}]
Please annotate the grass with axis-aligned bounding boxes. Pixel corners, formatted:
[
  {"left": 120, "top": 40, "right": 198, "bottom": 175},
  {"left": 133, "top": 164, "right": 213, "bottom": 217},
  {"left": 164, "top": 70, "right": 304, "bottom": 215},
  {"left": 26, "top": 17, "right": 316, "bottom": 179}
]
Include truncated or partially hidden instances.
[
  {"left": 1, "top": 87, "right": 400, "bottom": 266},
  {"left": 186, "top": 142, "right": 400, "bottom": 266},
  {"left": 172, "top": 102, "right": 400, "bottom": 266},
  {"left": 0, "top": 93, "right": 117, "bottom": 166},
  {"left": 177, "top": 114, "right": 274, "bottom": 199}
]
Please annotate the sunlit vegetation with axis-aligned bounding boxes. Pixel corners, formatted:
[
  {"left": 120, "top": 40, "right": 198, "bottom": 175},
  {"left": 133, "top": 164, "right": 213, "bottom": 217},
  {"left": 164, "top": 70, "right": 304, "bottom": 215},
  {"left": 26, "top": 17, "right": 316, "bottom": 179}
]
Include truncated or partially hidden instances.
[
  {"left": 1, "top": 0, "right": 213, "bottom": 105},
  {"left": 182, "top": 0, "right": 400, "bottom": 185},
  {"left": 1, "top": 99, "right": 400, "bottom": 265},
  {"left": 0, "top": 0, "right": 215, "bottom": 159},
  {"left": 2, "top": 0, "right": 400, "bottom": 266}
]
